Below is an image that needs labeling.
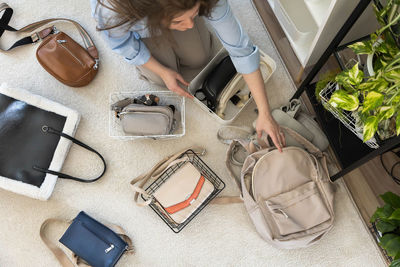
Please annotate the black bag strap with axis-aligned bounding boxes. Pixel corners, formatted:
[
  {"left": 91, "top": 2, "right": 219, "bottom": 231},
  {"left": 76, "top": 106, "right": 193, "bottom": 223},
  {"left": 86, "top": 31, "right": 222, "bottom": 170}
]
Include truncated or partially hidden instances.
[
  {"left": 32, "top": 126, "right": 107, "bottom": 183},
  {"left": 0, "top": 3, "right": 52, "bottom": 50}
]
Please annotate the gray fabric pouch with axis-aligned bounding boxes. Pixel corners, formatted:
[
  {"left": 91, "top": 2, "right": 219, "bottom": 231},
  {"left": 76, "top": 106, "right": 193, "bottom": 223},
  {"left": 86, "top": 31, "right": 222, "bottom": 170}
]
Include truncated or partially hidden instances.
[{"left": 119, "top": 104, "right": 174, "bottom": 135}]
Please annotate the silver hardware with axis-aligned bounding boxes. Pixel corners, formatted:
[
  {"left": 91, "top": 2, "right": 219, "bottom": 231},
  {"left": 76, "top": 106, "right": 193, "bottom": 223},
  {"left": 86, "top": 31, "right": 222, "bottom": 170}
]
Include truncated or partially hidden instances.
[
  {"left": 52, "top": 26, "right": 59, "bottom": 34},
  {"left": 93, "top": 59, "right": 99, "bottom": 70},
  {"left": 57, "top": 40, "right": 67, "bottom": 44},
  {"left": 105, "top": 244, "right": 114, "bottom": 253},
  {"left": 41, "top": 125, "right": 49, "bottom": 132},
  {"left": 31, "top": 32, "right": 40, "bottom": 44}
]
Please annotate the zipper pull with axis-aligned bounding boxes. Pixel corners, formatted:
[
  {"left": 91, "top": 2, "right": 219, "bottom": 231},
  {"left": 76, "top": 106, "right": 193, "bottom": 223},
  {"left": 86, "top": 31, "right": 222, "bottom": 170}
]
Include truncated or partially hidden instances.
[
  {"left": 93, "top": 59, "right": 99, "bottom": 70},
  {"left": 105, "top": 244, "right": 114, "bottom": 253},
  {"left": 57, "top": 40, "right": 67, "bottom": 44},
  {"left": 277, "top": 209, "right": 289, "bottom": 219}
]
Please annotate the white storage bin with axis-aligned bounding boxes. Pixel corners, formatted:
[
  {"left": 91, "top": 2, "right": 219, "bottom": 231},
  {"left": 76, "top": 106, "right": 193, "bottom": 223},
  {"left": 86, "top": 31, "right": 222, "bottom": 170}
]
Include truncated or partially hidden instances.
[
  {"left": 268, "top": 0, "right": 318, "bottom": 45},
  {"left": 188, "top": 48, "right": 276, "bottom": 125},
  {"left": 109, "top": 91, "right": 185, "bottom": 140},
  {"left": 304, "top": 0, "right": 333, "bottom": 27}
]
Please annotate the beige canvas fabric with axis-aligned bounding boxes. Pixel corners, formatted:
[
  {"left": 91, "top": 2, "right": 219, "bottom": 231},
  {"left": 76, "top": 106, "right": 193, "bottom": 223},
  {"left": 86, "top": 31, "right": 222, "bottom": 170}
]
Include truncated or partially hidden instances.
[{"left": 225, "top": 127, "right": 335, "bottom": 249}]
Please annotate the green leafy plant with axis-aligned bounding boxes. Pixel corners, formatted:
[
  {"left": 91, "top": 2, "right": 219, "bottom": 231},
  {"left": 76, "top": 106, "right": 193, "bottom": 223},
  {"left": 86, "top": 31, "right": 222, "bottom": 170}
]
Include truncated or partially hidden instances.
[
  {"left": 315, "top": 70, "right": 340, "bottom": 102},
  {"left": 371, "top": 192, "right": 400, "bottom": 266},
  {"left": 323, "top": 1, "right": 400, "bottom": 142}
]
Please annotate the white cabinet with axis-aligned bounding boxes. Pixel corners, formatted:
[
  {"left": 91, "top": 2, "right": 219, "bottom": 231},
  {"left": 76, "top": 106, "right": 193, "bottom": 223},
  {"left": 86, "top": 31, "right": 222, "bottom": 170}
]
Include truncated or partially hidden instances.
[{"left": 268, "top": 0, "right": 379, "bottom": 67}]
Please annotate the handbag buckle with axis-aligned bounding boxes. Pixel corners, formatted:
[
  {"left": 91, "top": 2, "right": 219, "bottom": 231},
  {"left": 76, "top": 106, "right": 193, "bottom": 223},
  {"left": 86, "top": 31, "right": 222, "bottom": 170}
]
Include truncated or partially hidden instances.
[
  {"left": 52, "top": 26, "right": 59, "bottom": 34},
  {"left": 31, "top": 32, "right": 40, "bottom": 44}
]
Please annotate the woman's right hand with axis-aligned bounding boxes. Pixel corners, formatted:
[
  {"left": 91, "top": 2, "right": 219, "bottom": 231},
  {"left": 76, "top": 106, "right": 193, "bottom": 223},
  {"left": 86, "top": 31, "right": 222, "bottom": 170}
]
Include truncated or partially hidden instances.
[{"left": 160, "top": 68, "right": 193, "bottom": 98}]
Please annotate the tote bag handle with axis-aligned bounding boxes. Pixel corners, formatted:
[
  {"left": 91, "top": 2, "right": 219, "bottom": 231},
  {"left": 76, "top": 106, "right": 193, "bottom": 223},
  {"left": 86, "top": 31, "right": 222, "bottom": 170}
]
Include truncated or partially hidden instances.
[{"left": 32, "top": 126, "right": 106, "bottom": 183}]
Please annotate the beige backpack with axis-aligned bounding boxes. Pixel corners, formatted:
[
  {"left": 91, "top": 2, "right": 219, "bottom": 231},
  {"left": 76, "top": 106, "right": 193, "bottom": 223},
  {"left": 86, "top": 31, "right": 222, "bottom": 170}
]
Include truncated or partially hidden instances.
[{"left": 220, "top": 127, "right": 335, "bottom": 249}]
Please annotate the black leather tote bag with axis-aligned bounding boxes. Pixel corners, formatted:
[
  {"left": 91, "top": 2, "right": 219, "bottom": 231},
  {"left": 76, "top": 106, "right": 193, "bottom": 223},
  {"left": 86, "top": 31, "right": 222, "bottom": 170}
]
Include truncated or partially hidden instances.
[{"left": 0, "top": 83, "right": 106, "bottom": 200}]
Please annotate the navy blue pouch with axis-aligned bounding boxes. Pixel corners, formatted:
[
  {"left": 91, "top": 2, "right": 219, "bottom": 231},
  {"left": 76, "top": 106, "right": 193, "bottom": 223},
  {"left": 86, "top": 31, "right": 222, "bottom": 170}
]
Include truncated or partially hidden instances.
[{"left": 59, "top": 211, "right": 129, "bottom": 267}]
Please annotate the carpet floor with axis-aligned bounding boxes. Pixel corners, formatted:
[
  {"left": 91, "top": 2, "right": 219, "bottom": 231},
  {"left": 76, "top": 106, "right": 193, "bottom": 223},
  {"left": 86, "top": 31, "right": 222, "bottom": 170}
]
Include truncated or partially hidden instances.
[{"left": 0, "top": 0, "right": 385, "bottom": 266}]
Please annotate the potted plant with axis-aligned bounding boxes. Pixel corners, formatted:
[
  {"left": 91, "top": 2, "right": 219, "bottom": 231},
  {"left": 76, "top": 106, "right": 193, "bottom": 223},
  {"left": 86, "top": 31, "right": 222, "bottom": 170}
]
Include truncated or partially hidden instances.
[
  {"left": 371, "top": 192, "right": 400, "bottom": 266},
  {"left": 317, "top": 0, "right": 400, "bottom": 144}
]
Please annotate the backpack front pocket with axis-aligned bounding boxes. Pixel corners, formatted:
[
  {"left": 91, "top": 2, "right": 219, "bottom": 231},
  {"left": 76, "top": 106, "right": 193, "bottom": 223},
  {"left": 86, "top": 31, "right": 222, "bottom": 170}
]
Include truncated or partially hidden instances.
[{"left": 264, "top": 181, "right": 331, "bottom": 236}]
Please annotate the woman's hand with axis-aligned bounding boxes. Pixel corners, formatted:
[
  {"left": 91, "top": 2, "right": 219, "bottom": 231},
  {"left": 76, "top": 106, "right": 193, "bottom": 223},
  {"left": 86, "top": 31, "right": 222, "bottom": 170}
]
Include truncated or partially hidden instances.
[
  {"left": 160, "top": 68, "right": 193, "bottom": 98},
  {"left": 256, "top": 113, "right": 286, "bottom": 152}
]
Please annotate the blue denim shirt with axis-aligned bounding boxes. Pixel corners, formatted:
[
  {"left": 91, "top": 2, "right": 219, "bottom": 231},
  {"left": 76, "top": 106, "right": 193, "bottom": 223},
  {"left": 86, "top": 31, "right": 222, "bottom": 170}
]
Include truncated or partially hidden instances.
[{"left": 90, "top": 0, "right": 260, "bottom": 74}]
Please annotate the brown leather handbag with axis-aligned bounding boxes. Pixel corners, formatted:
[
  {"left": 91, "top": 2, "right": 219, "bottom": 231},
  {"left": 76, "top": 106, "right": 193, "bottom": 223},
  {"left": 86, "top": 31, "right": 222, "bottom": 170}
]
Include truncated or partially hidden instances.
[{"left": 0, "top": 3, "right": 99, "bottom": 87}]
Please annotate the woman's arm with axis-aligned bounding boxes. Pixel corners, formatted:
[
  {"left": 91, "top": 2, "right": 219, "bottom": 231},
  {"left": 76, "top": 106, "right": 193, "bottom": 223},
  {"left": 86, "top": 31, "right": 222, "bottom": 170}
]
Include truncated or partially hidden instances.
[
  {"left": 243, "top": 69, "right": 285, "bottom": 152},
  {"left": 206, "top": 0, "right": 285, "bottom": 150},
  {"left": 91, "top": 0, "right": 192, "bottom": 98}
]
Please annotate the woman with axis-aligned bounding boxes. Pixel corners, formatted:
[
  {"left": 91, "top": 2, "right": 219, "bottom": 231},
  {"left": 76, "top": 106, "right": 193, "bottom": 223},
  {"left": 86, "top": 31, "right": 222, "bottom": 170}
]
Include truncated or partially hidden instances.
[{"left": 90, "top": 0, "right": 285, "bottom": 150}]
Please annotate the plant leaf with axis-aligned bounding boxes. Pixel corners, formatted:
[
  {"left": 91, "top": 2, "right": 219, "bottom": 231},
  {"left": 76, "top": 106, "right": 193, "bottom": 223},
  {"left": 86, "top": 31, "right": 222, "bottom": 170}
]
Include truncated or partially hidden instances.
[
  {"left": 371, "top": 204, "right": 396, "bottom": 222},
  {"left": 335, "top": 71, "right": 354, "bottom": 91},
  {"left": 362, "top": 91, "right": 384, "bottom": 114},
  {"left": 357, "top": 78, "right": 389, "bottom": 92},
  {"left": 390, "top": 209, "right": 400, "bottom": 220},
  {"left": 377, "top": 220, "right": 397, "bottom": 233},
  {"left": 348, "top": 41, "right": 373, "bottom": 54},
  {"left": 376, "top": 41, "right": 389, "bottom": 54},
  {"left": 373, "top": 4, "right": 386, "bottom": 26},
  {"left": 393, "top": 96, "right": 400, "bottom": 105},
  {"left": 363, "top": 116, "right": 379, "bottom": 141},
  {"left": 378, "top": 106, "right": 396, "bottom": 121},
  {"left": 348, "top": 63, "right": 364, "bottom": 85},
  {"left": 329, "top": 90, "right": 359, "bottom": 111},
  {"left": 357, "top": 80, "right": 376, "bottom": 91},
  {"left": 382, "top": 192, "right": 400, "bottom": 209},
  {"left": 391, "top": 259, "right": 400, "bottom": 267},
  {"left": 375, "top": 78, "right": 390, "bottom": 92},
  {"left": 381, "top": 235, "right": 400, "bottom": 258},
  {"left": 385, "top": 69, "right": 400, "bottom": 81}
]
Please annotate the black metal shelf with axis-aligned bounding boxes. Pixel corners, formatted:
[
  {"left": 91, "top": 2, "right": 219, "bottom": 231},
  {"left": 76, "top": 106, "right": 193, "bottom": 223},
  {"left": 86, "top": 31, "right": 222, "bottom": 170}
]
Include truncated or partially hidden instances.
[
  {"left": 291, "top": 0, "right": 400, "bottom": 181},
  {"left": 305, "top": 83, "right": 374, "bottom": 171}
]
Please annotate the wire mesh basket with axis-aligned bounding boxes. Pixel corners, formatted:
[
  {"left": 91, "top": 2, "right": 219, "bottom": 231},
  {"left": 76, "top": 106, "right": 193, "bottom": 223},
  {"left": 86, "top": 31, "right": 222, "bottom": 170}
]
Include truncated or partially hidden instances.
[
  {"left": 319, "top": 82, "right": 380, "bottom": 149},
  {"left": 109, "top": 91, "right": 185, "bottom": 140},
  {"left": 142, "top": 150, "right": 225, "bottom": 233},
  {"left": 370, "top": 222, "right": 393, "bottom": 264}
]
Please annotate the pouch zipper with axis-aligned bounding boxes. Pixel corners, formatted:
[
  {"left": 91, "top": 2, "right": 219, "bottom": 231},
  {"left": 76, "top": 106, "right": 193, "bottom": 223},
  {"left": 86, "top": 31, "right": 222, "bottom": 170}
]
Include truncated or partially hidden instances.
[
  {"left": 119, "top": 111, "right": 171, "bottom": 127},
  {"left": 57, "top": 40, "right": 84, "bottom": 67},
  {"left": 78, "top": 221, "right": 117, "bottom": 254}
]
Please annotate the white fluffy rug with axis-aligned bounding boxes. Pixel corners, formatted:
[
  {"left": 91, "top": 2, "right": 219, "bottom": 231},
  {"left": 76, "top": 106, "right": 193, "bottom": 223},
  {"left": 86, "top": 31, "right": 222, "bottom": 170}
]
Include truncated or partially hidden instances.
[{"left": 0, "top": 0, "right": 385, "bottom": 266}]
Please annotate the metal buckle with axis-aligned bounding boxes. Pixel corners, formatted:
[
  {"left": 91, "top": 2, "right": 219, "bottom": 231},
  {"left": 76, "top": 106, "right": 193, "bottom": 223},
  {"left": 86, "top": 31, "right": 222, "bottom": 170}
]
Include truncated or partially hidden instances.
[
  {"left": 93, "top": 59, "right": 99, "bottom": 70},
  {"left": 30, "top": 32, "right": 40, "bottom": 44},
  {"left": 52, "top": 26, "right": 59, "bottom": 34}
]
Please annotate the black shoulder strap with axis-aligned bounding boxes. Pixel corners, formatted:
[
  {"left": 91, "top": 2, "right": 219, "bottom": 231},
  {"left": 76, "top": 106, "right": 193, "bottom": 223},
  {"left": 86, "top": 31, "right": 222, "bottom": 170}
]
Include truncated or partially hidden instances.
[
  {"left": 0, "top": 3, "right": 41, "bottom": 50},
  {"left": 32, "top": 126, "right": 107, "bottom": 183}
]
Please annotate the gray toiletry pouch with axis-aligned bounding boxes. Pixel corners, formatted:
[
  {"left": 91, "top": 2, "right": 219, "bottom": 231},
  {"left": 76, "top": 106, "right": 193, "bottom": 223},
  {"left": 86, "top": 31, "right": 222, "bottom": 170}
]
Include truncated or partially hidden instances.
[{"left": 119, "top": 104, "right": 174, "bottom": 135}]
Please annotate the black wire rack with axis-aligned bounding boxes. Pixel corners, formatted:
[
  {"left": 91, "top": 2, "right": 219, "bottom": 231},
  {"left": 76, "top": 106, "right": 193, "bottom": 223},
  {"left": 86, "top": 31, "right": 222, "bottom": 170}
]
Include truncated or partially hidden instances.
[
  {"left": 142, "top": 150, "right": 225, "bottom": 233},
  {"left": 370, "top": 222, "right": 393, "bottom": 264}
]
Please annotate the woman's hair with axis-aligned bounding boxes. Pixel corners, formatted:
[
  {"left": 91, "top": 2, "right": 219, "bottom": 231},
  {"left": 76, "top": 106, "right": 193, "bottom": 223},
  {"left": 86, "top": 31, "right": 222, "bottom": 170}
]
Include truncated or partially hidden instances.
[{"left": 96, "top": 0, "right": 218, "bottom": 37}]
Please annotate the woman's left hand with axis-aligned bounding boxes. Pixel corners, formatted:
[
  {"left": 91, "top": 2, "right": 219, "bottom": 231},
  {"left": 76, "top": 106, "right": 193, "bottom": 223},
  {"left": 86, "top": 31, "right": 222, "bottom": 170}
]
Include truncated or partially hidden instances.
[{"left": 255, "top": 114, "right": 286, "bottom": 152}]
